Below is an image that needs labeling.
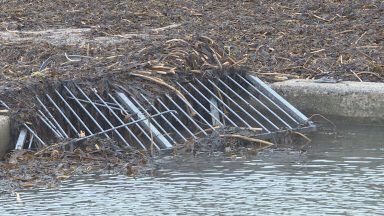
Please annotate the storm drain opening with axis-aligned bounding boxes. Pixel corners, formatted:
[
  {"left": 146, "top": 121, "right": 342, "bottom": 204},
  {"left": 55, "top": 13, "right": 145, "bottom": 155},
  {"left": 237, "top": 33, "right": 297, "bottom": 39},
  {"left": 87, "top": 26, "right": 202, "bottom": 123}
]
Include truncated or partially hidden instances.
[{"left": 4, "top": 72, "right": 316, "bottom": 152}]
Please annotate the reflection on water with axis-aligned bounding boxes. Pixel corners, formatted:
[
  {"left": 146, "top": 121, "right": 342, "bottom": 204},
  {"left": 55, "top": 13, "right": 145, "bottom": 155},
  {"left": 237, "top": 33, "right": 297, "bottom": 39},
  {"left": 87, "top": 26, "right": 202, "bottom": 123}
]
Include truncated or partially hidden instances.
[{"left": 1, "top": 121, "right": 384, "bottom": 215}]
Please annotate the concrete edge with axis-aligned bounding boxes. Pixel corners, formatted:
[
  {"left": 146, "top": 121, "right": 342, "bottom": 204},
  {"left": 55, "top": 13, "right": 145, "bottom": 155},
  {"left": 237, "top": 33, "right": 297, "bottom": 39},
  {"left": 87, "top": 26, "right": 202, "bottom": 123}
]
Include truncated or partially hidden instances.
[
  {"left": 270, "top": 79, "right": 384, "bottom": 121},
  {"left": 0, "top": 115, "right": 11, "bottom": 159}
]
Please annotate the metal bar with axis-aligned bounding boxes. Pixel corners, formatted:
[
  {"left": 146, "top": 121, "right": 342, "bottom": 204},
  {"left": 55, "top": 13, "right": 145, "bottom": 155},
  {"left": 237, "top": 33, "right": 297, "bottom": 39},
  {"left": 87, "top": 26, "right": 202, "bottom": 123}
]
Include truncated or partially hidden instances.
[
  {"left": 128, "top": 94, "right": 176, "bottom": 145},
  {"left": 218, "top": 79, "right": 281, "bottom": 130},
  {"left": 207, "top": 79, "right": 267, "bottom": 130},
  {"left": 210, "top": 97, "right": 221, "bottom": 126},
  {"left": 38, "top": 110, "right": 63, "bottom": 137},
  {"left": 115, "top": 92, "right": 170, "bottom": 149},
  {"left": 245, "top": 74, "right": 307, "bottom": 123},
  {"left": 226, "top": 76, "right": 293, "bottom": 129},
  {"left": 45, "top": 94, "right": 80, "bottom": 137},
  {"left": 157, "top": 97, "right": 197, "bottom": 139},
  {"left": 28, "top": 135, "right": 34, "bottom": 149},
  {"left": 15, "top": 129, "right": 27, "bottom": 150},
  {"left": 38, "top": 112, "right": 63, "bottom": 139},
  {"left": 0, "top": 99, "right": 10, "bottom": 109},
  {"left": 36, "top": 96, "right": 68, "bottom": 138},
  {"left": 174, "top": 93, "right": 216, "bottom": 131},
  {"left": 54, "top": 89, "right": 93, "bottom": 135},
  {"left": 23, "top": 123, "right": 46, "bottom": 146},
  {"left": 75, "top": 86, "right": 129, "bottom": 146},
  {"left": 71, "top": 110, "right": 177, "bottom": 143},
  {"left": 108, "top": 93, "right": 158, "bottom": 149},
  {"left": 176, "top": 82, "right": 224, "bottom": 127},
  {"left": 67, "top": 97, "right": 124, "bottom": 111},
  {"left": 194, "top": 79, "right": 252, "bottom": 127},
  {"left": 93, "top": 89, "right": 147, "bottom": 149},
  {"left": 64, "top": 86, "right": 110, "bottom": 138},
  {"left": 140, "top": 93, "right": 188, "bottom": 142},
  {"left": 237, "top": 74, "right": 299, "bottom": 124},
  {"left": 165, "top": 94, "right": 208, "bottom": 135},
  {"left": 187, "top": 82, "right": 238, "bottom": 127}
]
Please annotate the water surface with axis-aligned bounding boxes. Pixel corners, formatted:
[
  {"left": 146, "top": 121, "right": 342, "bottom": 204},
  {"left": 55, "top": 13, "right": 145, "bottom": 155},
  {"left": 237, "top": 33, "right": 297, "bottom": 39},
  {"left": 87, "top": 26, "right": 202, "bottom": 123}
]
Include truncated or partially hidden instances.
[{"left": 1, "top": 120, "right": 383, "bottom": 215}]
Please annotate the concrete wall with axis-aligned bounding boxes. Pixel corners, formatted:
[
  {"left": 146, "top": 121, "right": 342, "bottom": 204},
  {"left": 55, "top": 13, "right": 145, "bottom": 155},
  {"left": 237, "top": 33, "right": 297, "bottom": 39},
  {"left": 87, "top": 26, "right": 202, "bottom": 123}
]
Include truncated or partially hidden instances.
[
  {"left": 271, "top": 79, "right": 384, "bottom": 121},
  {"left": 0, "top": 115, "right": 10, "bottom": 159}
]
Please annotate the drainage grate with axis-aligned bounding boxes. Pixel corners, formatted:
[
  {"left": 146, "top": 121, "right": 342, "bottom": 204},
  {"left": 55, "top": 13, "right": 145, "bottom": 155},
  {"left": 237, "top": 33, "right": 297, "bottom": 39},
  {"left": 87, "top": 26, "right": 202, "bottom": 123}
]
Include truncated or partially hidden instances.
[{"left": 5, "top": 73, "right": 316, "bottom": 151}]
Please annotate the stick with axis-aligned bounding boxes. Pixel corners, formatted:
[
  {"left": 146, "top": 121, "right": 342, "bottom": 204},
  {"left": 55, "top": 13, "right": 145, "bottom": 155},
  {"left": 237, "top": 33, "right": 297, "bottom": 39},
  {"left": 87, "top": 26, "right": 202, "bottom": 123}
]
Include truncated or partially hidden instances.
[
  {"left": 130, "top": 72, "right": 196, "bottom": 116},
  {"left": 151, "top": 23, "right": 182, "bottom": 32},
  {"left": 291, "top": 131, "right": 311, "bottom": 143},
  {"left": 354, "top": 31, "right": 367, "bottom": 45},
  {"left": 352, "top": 71, "right": 363, "bottom": 82},
  {"left": 220, "top": 134, "right": 274, "bottom": 146}
]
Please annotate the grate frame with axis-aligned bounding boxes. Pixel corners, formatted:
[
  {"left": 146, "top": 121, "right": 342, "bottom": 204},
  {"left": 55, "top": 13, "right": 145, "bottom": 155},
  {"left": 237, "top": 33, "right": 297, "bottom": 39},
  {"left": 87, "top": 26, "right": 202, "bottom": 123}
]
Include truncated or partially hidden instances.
[{"left": 2, "top": 73, "right": 316, "bottom": 151}]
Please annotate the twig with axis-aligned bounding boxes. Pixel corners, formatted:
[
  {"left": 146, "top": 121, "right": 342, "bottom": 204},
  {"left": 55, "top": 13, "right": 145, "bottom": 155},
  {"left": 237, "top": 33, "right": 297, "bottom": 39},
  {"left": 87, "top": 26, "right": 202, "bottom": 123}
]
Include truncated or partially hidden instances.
[
  {"left": 310, "top": 49, "right": 325, "bottom": 54},
  {"left": 194, "top": 126, "right": 221, "bottom": 136},
  {"left": 354, "top": 31, "right": 367, "bottom": 45},
  {"left": 356, "top": 71, "right": 383, "bottom": 79},
  {"left": 151, "top": 23, "right": 182, "bottom": 32},
  {"left": 291, "top": 131, "right": 311, "bottom": 144},
  {"left": 220, "top": 134, "right": 274, "bottom": 146},
  {"left": 307, "top": 114, "right": 337, "bottom": 132},
  {"left": 311, "top": 14, "right": 331, "bottom": 22},
  {"left": 64, "top": 53, "right": 81, "bottom": 62},
  {"left": 130, "top": 72, "right": 196, "bottom": 116},
  {"left": 238, "top": 127, "right": 263, "bottom": 132},
  {"left": 352, "top": 71, "right": 363, "bottom": 82}
]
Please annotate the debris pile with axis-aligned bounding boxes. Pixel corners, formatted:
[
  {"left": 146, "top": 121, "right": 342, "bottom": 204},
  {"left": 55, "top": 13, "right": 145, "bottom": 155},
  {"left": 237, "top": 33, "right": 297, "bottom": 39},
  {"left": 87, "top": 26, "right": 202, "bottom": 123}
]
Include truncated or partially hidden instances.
[{"left": 7, "top": 0, "right": 383, "bottom": 188}]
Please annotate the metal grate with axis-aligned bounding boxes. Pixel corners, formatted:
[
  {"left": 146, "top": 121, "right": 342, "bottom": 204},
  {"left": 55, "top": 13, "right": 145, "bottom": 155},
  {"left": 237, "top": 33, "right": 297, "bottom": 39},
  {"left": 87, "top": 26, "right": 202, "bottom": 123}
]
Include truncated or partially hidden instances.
[{"left": 4, "top": 73, "right": 316, "bottom": 151}]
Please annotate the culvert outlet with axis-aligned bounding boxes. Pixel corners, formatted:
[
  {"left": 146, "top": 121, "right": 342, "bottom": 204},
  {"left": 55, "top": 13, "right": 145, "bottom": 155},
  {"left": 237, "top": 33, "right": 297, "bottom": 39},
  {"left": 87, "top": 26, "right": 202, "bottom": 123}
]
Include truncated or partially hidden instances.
[{"left": 1, "top": 73, "right": 316, "bottom": 152}]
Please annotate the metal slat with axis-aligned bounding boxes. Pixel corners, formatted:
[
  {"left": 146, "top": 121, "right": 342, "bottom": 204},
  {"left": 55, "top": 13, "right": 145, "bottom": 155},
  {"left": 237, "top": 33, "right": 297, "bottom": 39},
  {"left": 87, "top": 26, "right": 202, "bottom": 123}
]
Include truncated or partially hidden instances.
[
  {"left": 140, "top": 93, "right": 188, "bottom": 142},
  {"left": 174, "top": 93, "right": 217, "bottom": 131},
  {"left": 75, "top": 86, "right": 130, "bottom": 147},
  {"left": 210, "top": 97, "right": 221, "bottom": 126},
  {"left": 129, "top": 93, "right": 176, "bottom": 145},
  {"left": 226, "top": 75, "right": 293, "bottom": 129},
  {"left": 54, "top": 89, "right": 93, "bottom": 136},
  {"left": 207, "top": 79, "right": 270, "bottom": 131},
  {"left": 108, "top": 93, "right": 158, "bottom": 150},
  {"left": 176, "top": 82, "right": 224, "bottom": 127},
  {"left": 194, "top": 79, "right": 252, "bottom": 127},
  {"left": 217, "top": 79, "right": 279, "bottom": 130},
  {"left": 157, "top": 97, "right": 197, "bottom": 140},
  {"left": 45, "top": 93, "right": 80, "bottom": 137},
  {"left": 186, "top": 82, "right": 238, "bottom": 127},
  {"left": 64, "top": 86, "right": 110, "bottom": 139},
  {"left": 165, "top": 94, "right": 208, "bottom": 136},
  {"left": 245, "top": 74, "right": 308, "bottom": 124},
  {"left": 15, "top": 129, "right": 27, "bottom": 150},
  {"left": 36, "top": 96, "right": 68, "bottom": 138},
  {"left": 115, "top": 92, "right": 171, "bottom": 149}
]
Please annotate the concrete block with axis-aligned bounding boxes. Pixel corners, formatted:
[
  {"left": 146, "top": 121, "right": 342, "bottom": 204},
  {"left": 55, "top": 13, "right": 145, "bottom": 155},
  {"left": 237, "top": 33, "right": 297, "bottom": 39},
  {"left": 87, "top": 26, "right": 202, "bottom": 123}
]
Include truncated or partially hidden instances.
[
  {"left": 0, "top": 115, "right": 11, "bottom": 159},
  {"left": 271, "top": 80, "right": 384, "bottom": 120}
]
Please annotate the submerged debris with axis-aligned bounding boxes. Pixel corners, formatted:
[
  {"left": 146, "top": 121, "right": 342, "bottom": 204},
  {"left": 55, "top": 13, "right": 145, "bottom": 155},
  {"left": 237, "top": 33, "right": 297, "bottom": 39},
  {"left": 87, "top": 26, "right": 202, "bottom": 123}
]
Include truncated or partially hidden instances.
[{"left": 0, "top": 138, "right": 150, "bottom": 191}]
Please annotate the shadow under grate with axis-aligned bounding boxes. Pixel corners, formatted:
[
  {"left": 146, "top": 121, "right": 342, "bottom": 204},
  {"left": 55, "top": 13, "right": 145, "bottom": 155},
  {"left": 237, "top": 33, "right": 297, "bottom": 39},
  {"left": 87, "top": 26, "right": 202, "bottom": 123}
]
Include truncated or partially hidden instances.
[{"left": 6, "top": 73, "right": 316, "bottom": 151}]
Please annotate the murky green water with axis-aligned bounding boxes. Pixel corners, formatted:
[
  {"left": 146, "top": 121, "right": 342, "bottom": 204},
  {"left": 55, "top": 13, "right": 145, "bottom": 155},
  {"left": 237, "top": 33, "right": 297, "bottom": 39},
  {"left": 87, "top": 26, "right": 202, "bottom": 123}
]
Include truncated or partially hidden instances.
[{"left": 1, "top": 120, "right": 384, "bottom": 215}]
